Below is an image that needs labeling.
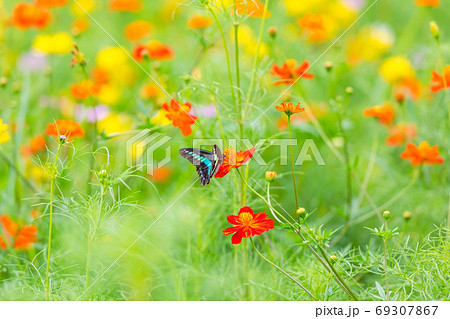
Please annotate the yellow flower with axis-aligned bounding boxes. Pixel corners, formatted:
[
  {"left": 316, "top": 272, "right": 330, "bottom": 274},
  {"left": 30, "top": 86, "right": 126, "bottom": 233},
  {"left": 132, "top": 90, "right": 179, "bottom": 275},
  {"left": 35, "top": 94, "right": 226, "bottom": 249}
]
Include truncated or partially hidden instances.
[
  {"left": 0, "top": 119, "right": 10, "bottom": 145},
  {"left": 150, "top": 109, "right": 171, "bottom": 126},
  {"left": 284, "top": 0, "right": 327, "bottom": 15},
  {"left": 71, "top": 0, "right": 96, "bottom": 16},
  {"left": 33, "top": 32, "right": 73, "bottom": 54},
  {"left": 379, "top": 56, "right": 415, "bottom": 84},
  {"left": 234, "top": 25, "right": 268, "bottom": 57},
  {"left": 98, "top": 113, "right": 133, "bottom": 135},
  {"left": 97, "top": 84, "right": 122, "bottom": 105},
  {"left": 96, "top": 47, "right": 135, "bottom": 86}
]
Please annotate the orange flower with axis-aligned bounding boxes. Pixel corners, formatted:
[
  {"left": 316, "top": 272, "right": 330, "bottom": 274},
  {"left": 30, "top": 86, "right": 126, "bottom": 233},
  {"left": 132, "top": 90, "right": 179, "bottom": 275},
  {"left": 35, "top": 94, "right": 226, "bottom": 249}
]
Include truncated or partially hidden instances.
[
  {"left": 133, "top": 41, "right": 174, "bottom": 61},
  {"left": 109, "top": 0, "right": 142, "bottom": 12},
  {"left": 140, "top": 83, "right": 160, "bottom": 100},
  {"left": 270, "top": 59, "right": 314, "bottom": 86},
  {"left": 72, "top": 18, "right": 90, "bottom": 36},
  {"left": 297, "top": 13, "right": 328, "bottom": 42},
  {"left": 188, "top": 15, "right": 212, "bottom": 29},
  {"left": 11, "top": 2, "right": 51, "bottom": 29},
  {"left": 386, "top": 123, "right": 417, "bottom": 147},
  {"left": 223, "top": 206, "right": 274, "bottom": 245},
  {"left": 149, "top": 167, "right": 172, "bottom": 184},
  {"left": 70, "top": 80, "right": 99, "bottom": 100},
  {"left": 363, "top": 103, "right": 395, "bottom": 125},
  {"left": 215, "top": 147, "right": 256, "bottom": 178},
  {"left": 395, "top": 77, "right": 421, "bottom": 101},
  {"left": 125, "top": 20, "right": 152, "bottom": 41},
  {"left": 21, "top": 135, "right": 47, "bottom": 156},
  {"left": 235, "top": 0, "right": 271, "bottom": 18},
  {"left": 45, "top": 120, "right": 85, "bottom": 139},
  {"left": 416, "top": 0, "right": 440, "bottom": 7},
  {"left": 0, "top": 215, "right": 38, "bottom": 250},
  {"left": 275, "top": 101, "right": 304, "bottom": 116},
  {"left": 162, "top": 99, "right": 197, "bottom": 136},
  {"left": 401, "top": 142, "right": 444, "bottom": 165},
  {"left": 35, "top": 0, "right": 67, "bottom": 7},
  {"left": 430, "top": 65, "right": 450, "bottom": 93}
]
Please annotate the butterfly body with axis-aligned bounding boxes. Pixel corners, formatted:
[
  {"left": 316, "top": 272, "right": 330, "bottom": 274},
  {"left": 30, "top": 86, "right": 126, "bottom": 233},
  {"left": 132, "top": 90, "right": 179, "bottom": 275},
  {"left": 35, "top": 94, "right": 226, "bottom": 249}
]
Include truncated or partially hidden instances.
[{"left": 179, "top": 145, "right": 224, "bottom": 185}]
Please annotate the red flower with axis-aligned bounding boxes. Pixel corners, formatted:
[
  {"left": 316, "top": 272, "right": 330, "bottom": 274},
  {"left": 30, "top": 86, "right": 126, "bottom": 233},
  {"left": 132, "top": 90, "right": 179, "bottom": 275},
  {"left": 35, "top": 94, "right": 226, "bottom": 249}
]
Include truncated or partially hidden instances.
[
  {"left": 386, "top": 123, "right": 417, "bottom": 147},
  {"left": 162, "top": 99, "right": 197, "bottom": 136},
  {"left": 0, "top": 215, "right": 38, "bottom": 250},
  {"left": 215, "top": 147, "right": 256, "bottom": 178},
  {"left": 35, "top": 0, "right": 67, "bottom": 8},
  {"left": 430, "top": 65, "right": 450, "bottom": 93},
  {"left": 401, "top": 141, "right": 444, "bottom": 165},
  {"left": 223, "top": 206, "right": 274, "bottom": 245},
  {"left": 109, "top": 0, "right": 142, "bottom": 12},
  {"left": 363, "top": 103, "right": 395, "bottom": 125},
  {"left": 270, "top": 59, "right": 314, "bottom": 86},
  {"left": 133, "top": 41, "right": 174, "bottom": 61},
  {"left": 275, "top": 101, "right": 304, "bottom": 116},
  {"left": 45, "top": 120, "right": 85, "bottom": 139},
  {"left": 11, "top": 2, "right": 51, "bottom": 30}
]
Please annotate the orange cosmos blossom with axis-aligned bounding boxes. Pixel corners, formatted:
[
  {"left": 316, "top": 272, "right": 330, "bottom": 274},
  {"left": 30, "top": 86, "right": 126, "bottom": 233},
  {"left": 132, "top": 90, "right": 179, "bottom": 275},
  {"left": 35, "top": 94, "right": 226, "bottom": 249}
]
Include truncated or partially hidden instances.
[
  {"left": 188, "top": 15, "right": 212, "bottom": 29},
  {"left": 235, "top": 0, "right": 271, "bottom": 18},
  {"left": 125, "top": 20, "right": 152, "bottom": 41},
  {"left": 401, "top": 142, "right": 444, "bottom": 166},
  {"left": 133, "top": 41, "right": 174, "bottom": 61},
  {"left": 363, "top": 103, "right": 395, "bottom": 125},
  {"left": 21, "top": 135, "right": 47, "bottom": 157},
  {"left": 12, "top": 2, "right": 51, "bottom": 30},
  {"left": 270, "top": 59, "right": 314, "bottom": 86},
  {"left": 215, "top": 147, "right": 256, "bottom": 178},
  {"left": 395, "top": 77, "right": 422, "bottom": 101},
  {"left": 0, "top": 215, "right": 38, "bottom": 250},
  {"left": 45, "top": 120, "right": 85, "bottom": 139},
  {"left": 35, "top": 0, "right": 67, "bottom": 7},
  {"left": 386, "top": 123, "right": 417, "bottom": 147},
  {"left": 275, "top": 102, "right": 304, "bottom": 116},
  {"left": 162, "top": 99, "right": 197, "bottom": 137},
  {"left": 223, "top": 206, "right": 274, "bottom": 245},
  {"left": 430, "top": 65, "right": 450, "bottom": 93},
  {"left": 109, "top": 0, "right": 142, "bottom": 12},
  {"left": 416, "top": 0, "right": 440, "bottom": 7},
  {"left": 70, "top": 80, "right": 100, "bottom": 100}
]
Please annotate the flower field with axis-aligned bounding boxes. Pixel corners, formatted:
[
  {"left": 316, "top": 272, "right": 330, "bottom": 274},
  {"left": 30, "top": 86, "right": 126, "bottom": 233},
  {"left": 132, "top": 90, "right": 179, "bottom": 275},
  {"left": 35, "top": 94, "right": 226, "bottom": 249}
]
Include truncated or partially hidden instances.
[{"left": 0, "top": 0, "right": 449, "bottom": 301}]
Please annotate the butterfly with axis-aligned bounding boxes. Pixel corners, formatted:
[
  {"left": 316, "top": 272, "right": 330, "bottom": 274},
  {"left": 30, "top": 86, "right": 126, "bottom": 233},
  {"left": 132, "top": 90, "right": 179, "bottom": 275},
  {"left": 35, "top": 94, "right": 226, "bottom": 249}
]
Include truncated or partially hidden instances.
[{"left": 179, "top": 145, "right": 224, "bottom": 185}]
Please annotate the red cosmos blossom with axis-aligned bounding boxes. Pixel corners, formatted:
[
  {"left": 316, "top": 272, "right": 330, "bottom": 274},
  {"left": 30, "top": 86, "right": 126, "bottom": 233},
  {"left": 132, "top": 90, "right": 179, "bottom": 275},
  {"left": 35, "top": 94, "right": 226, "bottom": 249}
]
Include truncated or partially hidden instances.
[
  {"left": 363, "top": 103, "right": 395, "bottom": 125},
  {"left": 275, "top": 102, "right": 304, "bottom": 116},
  {"left": 70, "top": 80, "right": 100, "bottom": 100},
  {"left": 109, "top": 0, "right": 142, "bottom": 12},
  {"left": 386, "top": 123, "right": 417, "bottom": 147},
  {"left": 0, "top": 215, "right": 38, "bottom": 250},
  {"left": 401, "top": 141, "right": 444, "bottom": 165},
  {"left": 133, "top": 41, "right": 174, "bottom": 61},
  {"left": 162, "top": 99, "right": 197, "bottom": 136},
  {"left": 223, "top": 206, "right": 274, "bottom": 245},
  {"left": 270, "top": 59, "right": 314, "bottom": 86},
  {"left": 12, "top": 2, "right": 51, "bottom": 30},
  {"left": 430, "top": 65, "right": 450, "bottom": 93},
  {"left": 214, "top": 147, "right": 256, "bottom": 178},
  {"left": 35, "top": 0, "right": 67, "bottom": 8},
  {"left": 45, "top": 120, "right": 85, "bottom": 139}
]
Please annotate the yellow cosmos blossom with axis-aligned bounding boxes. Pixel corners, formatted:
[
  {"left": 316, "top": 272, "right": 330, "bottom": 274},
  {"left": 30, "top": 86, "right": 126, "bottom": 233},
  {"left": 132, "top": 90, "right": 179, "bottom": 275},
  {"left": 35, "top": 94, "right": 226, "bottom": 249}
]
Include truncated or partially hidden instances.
[
  {"left": 33, "top": 32, "right": 73, "bottom": 54},
  {"left": 71, "top": 0, "right": 96, "bottom": 16},
  {"left": 0, "top": 119, "right": 10, "bottom": 145},
  {"left": 96, "top": 47, "right": 135, "bottom": 86},
  {"left": 379, "top": 56, "right": 415, "bottom": 84},
  {"left": 234, "top": 24, "right": 268, "bottom": 57},
  {"left": 150, "top": 109, "right": 171, "bottom": 126},
  {"left": 284, "top": 0, "right": 328, "bottom": 15},
  {"left": 98, "top": 113, "right": 133, "bottom": 135},
  {"left": 97, "top": 84, "right": 122, "bottom": 106}
]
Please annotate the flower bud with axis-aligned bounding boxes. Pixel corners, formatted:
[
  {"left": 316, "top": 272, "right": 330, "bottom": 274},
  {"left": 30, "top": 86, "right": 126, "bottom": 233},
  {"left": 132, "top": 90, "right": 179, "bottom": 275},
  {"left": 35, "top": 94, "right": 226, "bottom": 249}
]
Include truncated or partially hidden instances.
[
  {"left": 345, "top": 87, "right": 353, "bottom": 95},
  {"left": 59, "top": 135, "right": 67, "bottom": 144},
  {"left": 330, "top": 255, "right": 338, "bottom": 264},
  {"left": 296, "top": 207, "right": 306, "bottom": 218},
  {"left": 268, "top": 26, "right": 277, "bottom": 39},
  {"left": 0, "top": 77, "right": 8, "bottom": 87},
  {"left": 324, "top": 61, "right": 333, "bottom": 72},
  {"left": 265, "top": 171, "right": 277, "bottom": 182},
  {"left": 383, "top": 210, "right": 391, "bottom": 220},
  {"left": 430, "top": 21, "right": 439, "bottom": 40},
  {"left": 403, "top": 211, "right": 411, "bottom": 221}
]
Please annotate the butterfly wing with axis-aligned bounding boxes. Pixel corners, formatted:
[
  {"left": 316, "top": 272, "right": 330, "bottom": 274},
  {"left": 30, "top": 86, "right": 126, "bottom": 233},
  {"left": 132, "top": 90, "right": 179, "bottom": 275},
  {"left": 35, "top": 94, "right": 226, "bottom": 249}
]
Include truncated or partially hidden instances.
[{"left": 179, "top": 145, "right": 224, "bottom": 185}]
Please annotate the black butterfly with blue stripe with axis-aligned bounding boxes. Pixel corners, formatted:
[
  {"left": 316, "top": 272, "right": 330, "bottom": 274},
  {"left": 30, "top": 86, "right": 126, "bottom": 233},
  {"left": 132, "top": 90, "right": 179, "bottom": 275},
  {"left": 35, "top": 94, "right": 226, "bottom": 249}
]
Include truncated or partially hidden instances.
[{"left": 179, "top": 145, "right": 224, "bottom": 185}]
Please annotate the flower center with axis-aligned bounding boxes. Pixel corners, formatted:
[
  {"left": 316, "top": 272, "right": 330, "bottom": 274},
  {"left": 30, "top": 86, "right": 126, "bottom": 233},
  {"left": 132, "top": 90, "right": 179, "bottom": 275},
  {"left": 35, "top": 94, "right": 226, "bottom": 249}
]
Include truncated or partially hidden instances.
[{"left": 239, "top": 212, "right": 253, "bottom": 225}]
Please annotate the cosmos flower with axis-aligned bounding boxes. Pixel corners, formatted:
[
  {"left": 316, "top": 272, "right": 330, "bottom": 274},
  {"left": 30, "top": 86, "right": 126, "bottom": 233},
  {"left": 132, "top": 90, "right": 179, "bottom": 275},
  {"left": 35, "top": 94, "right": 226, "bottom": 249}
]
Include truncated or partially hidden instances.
[
  {"left": 270, "top": 59, "right": 314, "bottom": 86},
  {"left": 297, "top": 13, "right": 328, "bottom": 42},
  {"left": 235, "top": 0, "right": 271, "bottom": 18},
  {"left": 140, "top": 83, "right": 161, "bottom": 100},
  {"left": 275, "top": 102, "right": 305, "bottom": 117},
  {"left": 72, "top": 18, "right": 90, "bottom": 36},
  {"left": 11, "top": 2, "right": 51, "bottom": 30},
  {"left": 363, "top": 103, "right": 395, "bottom": 125},
  {"left": 215, "top": 147, "right": 256, "bottom": 178},
  {"left": 97, "top": 113, "right": 133, "bottom": 135},
  {"left": 223, "top": 206, "right": 274, "bottom": 245},
  {"left": 430, "top": 65, "right": 450, "bottom": 93},
  {"left": 386, "top": 123, "right": 417, "bottom": 147},
  {"left": 416, "top": 0, "right": 440, "bottom": 7},
  {"left": 45, "top": 120, "right": 85, "bottom": 139},
  {"left": 0, "top": 215, "right": 38, "bottom": 250},
  {"left": 33, "top": 32, "right": 73, "bottom": 55},
  {"left": 35, "top": 0, "right": 68, "bottom": 7},
  {"left": 395, "top": 77, "right": 422, "bottom": 101},
  {"left": 125, "top": 20, "right": 152, "bottom": 41},
  {"left": 21, "top": 135, "right": 47, "bottom": 157},
  {"left": 70, "top": 80, "right": 99, "bottom": 100},
  {"left": 0, "top": 119, "right": 10, "bottom": 146},
  {"left": 109, "top": 0, "right": 142, "bottom": 12},
  {"left": 188, "top": 15, "right": 212, "bottom": 29},
  {"left": 75, "top": 104, "right": 110, "bottom": 123},
  {"left": 133, "top": 41, "right": 174, "bottom": 61},
  {"left": 162, "top": 99, "right": 197, "bottom": 136},
  {"left": 401, "top": 142, "right": 444, "bottom": 165},
  {"left": 379, "top": 56, "right": 415, "bottom": 85}
]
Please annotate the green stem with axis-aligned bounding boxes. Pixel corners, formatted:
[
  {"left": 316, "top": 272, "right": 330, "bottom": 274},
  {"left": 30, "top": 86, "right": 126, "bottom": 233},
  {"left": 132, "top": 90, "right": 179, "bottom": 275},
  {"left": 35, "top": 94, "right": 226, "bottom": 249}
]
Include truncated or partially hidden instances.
[
  {"left": 0, "top": 149, "right": 39, "bottom": 193},
  {"left": 250, "top": 238, "right": 317, "bottom": 301},
  {"left": 383, "top": 219, "right": 390, "bottom": 301},
  {"left": 287, "top": 116, "right": 299, "bottom": 209},
  {"left": 45, "top": 142, "right": 63, "bottom": 300}
]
